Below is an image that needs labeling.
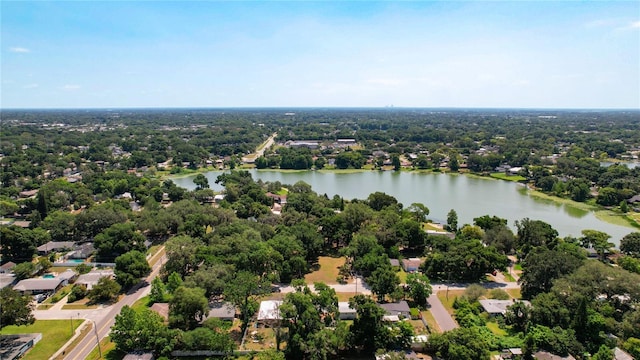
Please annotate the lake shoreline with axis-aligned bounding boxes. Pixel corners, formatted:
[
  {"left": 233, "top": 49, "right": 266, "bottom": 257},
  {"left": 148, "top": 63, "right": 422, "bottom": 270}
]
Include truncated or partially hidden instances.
[{"left": 165, "top": 167, "right": 639, "bottom": 231}]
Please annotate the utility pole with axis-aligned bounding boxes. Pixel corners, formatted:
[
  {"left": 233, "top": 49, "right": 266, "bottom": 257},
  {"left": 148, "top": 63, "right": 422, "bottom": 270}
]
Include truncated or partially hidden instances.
[{"left": 92, "top": 320, "right": 102, "bottom": 358}]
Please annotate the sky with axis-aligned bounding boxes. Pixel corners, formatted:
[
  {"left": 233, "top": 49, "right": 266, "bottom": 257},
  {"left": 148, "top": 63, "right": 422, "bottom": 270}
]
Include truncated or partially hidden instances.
[{"left": 2, "top": 1, "right": 639, "bottom": 109}]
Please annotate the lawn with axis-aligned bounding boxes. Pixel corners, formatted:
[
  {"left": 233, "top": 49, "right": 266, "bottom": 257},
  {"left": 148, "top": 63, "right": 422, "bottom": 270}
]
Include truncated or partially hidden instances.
[
  {"left": 397, "top": 268, "right": 408, "bottom": 284},
  {"left": 506, "top": 288, "right": 522, "bottom": 299},
  {"left": 242, "top": 326, "right": 286, "bottom": 351},
  {"left": 85, "top": 337, "right": 121, "bottom": 360},
  {"left": 486, "top": 321, "right": 507, "bottom": 336},
  {"left": 1, "top": 320, "right": 84, "bottom": 360},
  {"left": 503, "top": 273, "right": 516, "bottom": 282},
  {"left": 421, "top": 310, "right": 440, "bottom": 333},
  {"left": 131, "top": 295, "right": 151, "bottom": 312},
  {"left": 490, "top": 173, "right": 526, "bottom": 182},
  {"left": 436, "top": 290, "right": 465, "bottom": 315},
  {"left": 304, "top": 256, "right": 346, "bottom": 285}
]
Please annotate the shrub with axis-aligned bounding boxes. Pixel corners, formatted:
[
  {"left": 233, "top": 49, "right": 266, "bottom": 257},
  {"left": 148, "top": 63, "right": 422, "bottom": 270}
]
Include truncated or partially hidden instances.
[
  {"left": 463, "top": 284, "right": 486, "bottom": 302},
  {"left": 67, "top": 285, "right": 87, "bottom": 303}
]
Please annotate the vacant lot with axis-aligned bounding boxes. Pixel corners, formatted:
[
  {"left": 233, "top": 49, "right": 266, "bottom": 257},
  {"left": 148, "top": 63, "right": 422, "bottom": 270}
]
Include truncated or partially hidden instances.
[
  {"left": 304, "top": 256, "right": 346, "bottom": 285},
  {"left": 1, "top": 320, "right": 83, "bottom": 360}
]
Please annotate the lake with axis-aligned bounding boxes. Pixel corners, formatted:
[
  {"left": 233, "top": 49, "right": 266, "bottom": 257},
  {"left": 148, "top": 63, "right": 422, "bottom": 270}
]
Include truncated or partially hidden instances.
[{"left": 171, "top": 170, "right": 636, "bottom": 246}]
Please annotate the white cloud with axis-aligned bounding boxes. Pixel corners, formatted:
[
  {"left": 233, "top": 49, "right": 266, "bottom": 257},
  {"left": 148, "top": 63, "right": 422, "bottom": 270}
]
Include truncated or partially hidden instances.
[
  {"left": 23, "top": 84, "right": 39, "bottom": 89},
  {"left": 10, "top": 47, "right": 30, "bottom": 53},
  {"left": 630, "top": 21, "right": 640, "bottom": 29},
  {"left": 61, "top": 84, "right": 81, "bottom": 90},
  {"left": 367, "top": 78, "right": 405, "bottom": 86}
]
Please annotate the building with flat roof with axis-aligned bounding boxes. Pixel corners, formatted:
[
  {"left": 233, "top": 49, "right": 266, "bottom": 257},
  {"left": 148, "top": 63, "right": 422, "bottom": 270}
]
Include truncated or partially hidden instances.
[{"left": 0, "top": 334, "right": 42, "bottom": 360}]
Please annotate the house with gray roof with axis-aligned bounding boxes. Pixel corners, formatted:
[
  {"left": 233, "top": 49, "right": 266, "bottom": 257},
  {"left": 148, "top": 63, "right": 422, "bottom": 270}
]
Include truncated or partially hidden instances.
[
  {"left": 13, "top": 278, "right": 62, "bottom": 295},
  {"left": 479, "top": 299, "right": 531, "bottom": 317},
  {"left": 37, "top": 241, "right": 75, "bottom": 255},
  {"left": 378, "top": 301, "right": 411, "bottom": 318},
  {"left": 206, "top": 302, "right": 235, "bottom": 321},
  {"left": 76, "top": 270, "right": 114, "bottom": 290}
]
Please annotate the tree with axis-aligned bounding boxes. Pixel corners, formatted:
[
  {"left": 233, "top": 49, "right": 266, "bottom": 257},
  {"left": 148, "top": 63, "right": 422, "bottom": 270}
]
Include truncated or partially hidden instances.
[
  {"left": 580, "top": 230, "right": 614, "bottom": 261},
  {"left": 115, "top": 250, "right": 151, "bottom": 289},
  {"left": 406, "top": 273, "right": 432, "bottom": 309},
  {"left": 446, "top": 209, "right": 458, "bottom": 232},
  {"left": 505, "top": 301, "right": 531, "bottom": 332},
  {"left": 94, "top": 222, "right": 146, "bottom": 262},
  {"left": 515, "top": 218, "right": 559, "bottom": 257},
  {"left": 482, "top": 225, "right": 516, "bottom": 254},
  {"left": 367, "top": 192, "right": 400, "bottom": 211},
  {"left": 391, "top": 154, "right": 401, "bottom": 171},
  {"left": 12, "top": 262, "right": 36, "bottom": 280},
  {"left": 163, "top": 235, "right": 204, "bottom": 278},
  {"left": 193, "top": 174, "right": 209, "bottom": 190},
  {"left": 407, "top": 203, "right": 429, "bottom": 222},
  {"left": 519, "top": 247, "right": 584, "bottom": 299},
  {"left": 180, "top": 327, "right": 235, "bottom": 353},
  {"left": 111, "top": 305, "right": 175, "bottom": 356},
  {"left": 223, "top": 271, "right": 270, "bottom": 333},
  {"left": 0, "top": 287, "right": 35, "bottom": 329},
  {"left": 348, "top": 295, "right": 391, "bottom": 353},
  {"left": 169, "top": 286, "right": 209, "bottom": 330},
  {"left": 621, "top": 232, "right": 640, "bottom": 258},
  {"left": 0, "top": 226, "right": 37, "bottom": 264},
  {"left": 88, "top": 277, "right": 121, "bottom": 303},
  {"left": 473, "top": 215, "right": 507, "bottom": 231},
  {"left": 426, "top": 327, "right": 491, "bottom": 360},
  {"left": 369, "top": 266, "right": 400, "bottom": 302},
  {"left": 150, "top": 277, "right": 167, "bottom": 304}
]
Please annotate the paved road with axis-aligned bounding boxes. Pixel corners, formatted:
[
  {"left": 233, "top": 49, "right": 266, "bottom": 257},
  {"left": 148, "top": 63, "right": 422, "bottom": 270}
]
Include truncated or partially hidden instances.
[
  {"left": 62, "top": 249, "right": 166, "bottom": 360},
  {"left": 278, "top": 275, "right": 371, "bottom": 295},
  {"left": 427, "top": 293, "right": 458, "bottom": 332}
]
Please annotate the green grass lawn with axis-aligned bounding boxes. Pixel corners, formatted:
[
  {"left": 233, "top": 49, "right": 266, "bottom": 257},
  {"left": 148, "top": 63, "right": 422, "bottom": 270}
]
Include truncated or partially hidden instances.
[
  {"left": 503, "top": 273, "right": 516, "bottom": 282},
  {"left": 304, "top": 256, "right": 346, "bottom": 285},
  {"left": 397, "top": 268, "right": 408, "bottom": 284},
  {"left": 1, "top": 320, "right": 84, "bottom": 360},
  {"left": 436, "top": 290, "right": 465, "bottom": 315},
  {"left": 490, "top": 173, "right": 526, "bottom": 182},
  {"left": 486, "top": 321, "right": 507, "bottom": 336},
  {"left": 506, "top": 288, "right": 522, "bottom": 299},
  {"left": 85, "top": 337, "right": 121, "bottom": 360},
  {"left": 131, "top": 295, "right": 151, "bottom": 312},
  {"left": 421, "top": 310, "right": 440, "bottom": 333}
]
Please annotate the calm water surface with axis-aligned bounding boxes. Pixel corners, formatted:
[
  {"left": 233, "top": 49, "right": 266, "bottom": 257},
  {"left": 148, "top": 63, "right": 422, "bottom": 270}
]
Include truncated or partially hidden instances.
[{"left": 172, "top": 170, "right": 636, "bottom": 246}]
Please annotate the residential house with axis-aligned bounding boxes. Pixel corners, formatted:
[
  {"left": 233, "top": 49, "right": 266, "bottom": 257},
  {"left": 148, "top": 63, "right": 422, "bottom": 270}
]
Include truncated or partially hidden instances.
[
  {"left": 75, "top": 270, "right": 114, "bottom": 290},
  {"left": 206, "top": 302, "right": 235, "bottom": 321},
  {"left": 479, "top": 299, "right": 530, "bottom": 317},
  {"left": 122, "top": 352, "right": 155, "bottom": 360},
  {"left": 0, "top": 262, "right": 16, "bottom": 274},
  {"left": 0, "top": 333, "right": 42, "bottom": 360},
  {"left": 150, "top": 303, "right": 169, "bottom": 321},
  {"left": 57, "top": 269, "right": 77, "bottom": 286},
  {"left": 338, "top": 302, "right": 357, "bottom": 320},
  {"left": 500, "top": 348, "right": 524, "bottom": 359},
  {"left": 0, "top": 274, "right": 16, "bottom": 289},
  {"left": 37, "top": 241, "right": 75, "bottom": 255},
  {"left": 67, "top": 243, "right": 95, "bottom": 259},
  {"left": 379, "top": 301, "right": 411, "bottom": 320},
  {"left": 18, "top": 189, "right": 38, "bottom": 198},
  {"left": 401, "top": 258, "right": 423, "bottom": 273},
  {"left": 532, "top": 351, "right": 576, "bottom": 360},
  {"left": 257, "top": 300, "right": 282, "bottom": 327},
  {"left": 13, "top": 278, "right": 62, "bottom": 295}
]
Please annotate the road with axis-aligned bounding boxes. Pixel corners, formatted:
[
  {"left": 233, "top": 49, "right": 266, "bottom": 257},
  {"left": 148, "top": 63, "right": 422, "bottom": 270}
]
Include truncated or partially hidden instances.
[
  {"left": 60, "top": 248, "right": 166, "bottom": 360},
  {"left": 242, "top": 132, "right": 277, "bottom": 163}
]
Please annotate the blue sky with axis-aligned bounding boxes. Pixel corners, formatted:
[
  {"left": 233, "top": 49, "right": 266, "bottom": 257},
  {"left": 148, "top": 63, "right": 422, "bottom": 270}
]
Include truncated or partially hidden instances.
[{"left": 2, "top": 1, "right": 639, "bottom": 109}]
